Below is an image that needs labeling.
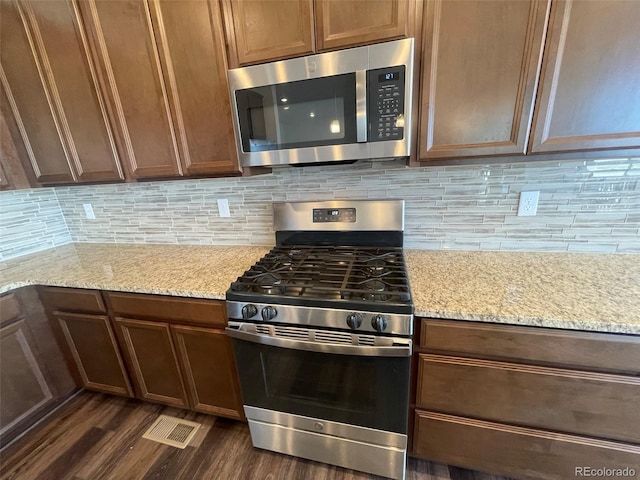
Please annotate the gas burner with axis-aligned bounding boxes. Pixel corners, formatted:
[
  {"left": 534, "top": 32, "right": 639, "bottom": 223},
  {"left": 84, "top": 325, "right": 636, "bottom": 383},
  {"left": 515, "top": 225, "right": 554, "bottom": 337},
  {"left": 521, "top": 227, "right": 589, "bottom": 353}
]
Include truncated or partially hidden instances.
[
  {"left": 362, "top": 279, "right": 386, "bottom": 291},
  {"left": 269, "top": 254, "right": 293, "bottom": 269},
  {"left": 258, "top": 273, "right": 282, "bottom": 289},
  {"left": 287, "top": 248, "right": 306, "bottom": 259},
  {"left": 365, "top": 258, "right": 387, "bottom": 271}
]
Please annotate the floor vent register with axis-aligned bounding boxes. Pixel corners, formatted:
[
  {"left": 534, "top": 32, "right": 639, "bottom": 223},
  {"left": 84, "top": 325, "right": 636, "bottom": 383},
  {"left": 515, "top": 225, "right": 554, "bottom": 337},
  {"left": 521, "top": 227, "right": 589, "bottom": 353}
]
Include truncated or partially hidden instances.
[{"left": 142, "top": 415, "right": 201, "bottom": 449}]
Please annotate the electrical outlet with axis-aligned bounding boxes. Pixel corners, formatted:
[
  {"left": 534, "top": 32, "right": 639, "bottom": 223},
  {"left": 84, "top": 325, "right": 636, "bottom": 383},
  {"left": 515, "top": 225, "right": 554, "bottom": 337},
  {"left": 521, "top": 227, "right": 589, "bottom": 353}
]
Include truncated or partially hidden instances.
[
  {"left": 83, "top": 203, "right": 96, "bottom": 220},
  {"left": 217, "top": 198, "right": 231, "bottom": 218},
  {"left": 517, "top": 191, "right": 539, "bottom": 216}
]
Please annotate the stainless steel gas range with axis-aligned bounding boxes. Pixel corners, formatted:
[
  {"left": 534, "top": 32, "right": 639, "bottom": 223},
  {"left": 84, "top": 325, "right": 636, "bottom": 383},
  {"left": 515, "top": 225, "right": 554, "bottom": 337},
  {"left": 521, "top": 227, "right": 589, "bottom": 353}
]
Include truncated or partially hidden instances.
[{"left": 225, "top": 200, "right": 413, "bottom": 480}]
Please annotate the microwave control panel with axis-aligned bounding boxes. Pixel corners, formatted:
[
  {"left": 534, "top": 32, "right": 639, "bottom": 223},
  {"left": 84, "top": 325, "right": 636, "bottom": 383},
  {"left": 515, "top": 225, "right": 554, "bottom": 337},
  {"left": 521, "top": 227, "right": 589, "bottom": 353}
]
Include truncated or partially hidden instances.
[{"left": 368, "top": 66, "right": 406, "bottom": 142}]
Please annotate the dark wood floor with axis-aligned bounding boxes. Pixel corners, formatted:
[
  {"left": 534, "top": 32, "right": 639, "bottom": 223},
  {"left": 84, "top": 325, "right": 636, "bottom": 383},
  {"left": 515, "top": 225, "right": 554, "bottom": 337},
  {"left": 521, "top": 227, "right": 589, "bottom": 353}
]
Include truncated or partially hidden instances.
[{"left": 0, "top": 392, "right": 513, "bottom": 480}]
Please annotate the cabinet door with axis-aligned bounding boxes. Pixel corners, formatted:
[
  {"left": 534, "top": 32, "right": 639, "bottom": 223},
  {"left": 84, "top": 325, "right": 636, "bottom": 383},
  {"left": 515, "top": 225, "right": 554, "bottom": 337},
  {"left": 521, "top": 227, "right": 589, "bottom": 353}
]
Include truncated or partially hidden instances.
[
  {"left": 529, "top": 0, "right": 640, "bottom": 153},
  {"left": 23, "top": 0, "right": 124, "bottom": 182},
  {"left": 222, "top": 0, "right": 314, "bottom": 66},
  {"left": 114, "top": 317, "right": 189, "bottom": 408},
  {"left": 315, "top": 0, "right": 410, "bottom": 51},
  {"left": 0, "top": 108, "right": 33, "bottom": 190},
  {"left": 149, "top": 0, "right": 240, "bottom": 175},
  {"left": 0, "top": 319, "right": 53, "bottom": 444},
  {"left": 0, "top": 1, "right": 124, "bottom": 184},
  {"left": 419, "top": 0, "right": 549, "bottom": 159},
  {"left": 0, "top": 1, "right": 74, "bottom": 183},
  {"left": 79, "top": 0, "right": 183, "bottom": 179},
  {"left": 55, "top": 312, "right": 132, "bottom": 397},
  {"left": 171, "top": 325, "right": 243, "bottom": 419}
]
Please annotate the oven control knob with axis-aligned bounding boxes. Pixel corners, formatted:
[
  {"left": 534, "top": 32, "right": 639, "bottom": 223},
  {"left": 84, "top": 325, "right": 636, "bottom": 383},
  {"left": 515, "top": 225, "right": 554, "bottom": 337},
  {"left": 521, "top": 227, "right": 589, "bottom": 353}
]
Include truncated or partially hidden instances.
[
  {"left": 261, "top": 306, "right": 278, "bottom": 321},
  {"left": 241, "top": 304, "right": 258, "bottom": 319},
  {"left": 371, "top": 315, "right": 388, "bottom": 332},
  {"left": 346, "top": 313, "right": 363, "bottom": 330}
]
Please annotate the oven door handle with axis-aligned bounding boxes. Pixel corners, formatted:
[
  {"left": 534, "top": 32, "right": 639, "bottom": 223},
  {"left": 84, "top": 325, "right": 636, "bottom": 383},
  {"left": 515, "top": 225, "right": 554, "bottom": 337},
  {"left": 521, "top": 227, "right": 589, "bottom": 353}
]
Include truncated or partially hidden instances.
[{"left": 225, "top": 327, "right": 412, "bottom": 357}]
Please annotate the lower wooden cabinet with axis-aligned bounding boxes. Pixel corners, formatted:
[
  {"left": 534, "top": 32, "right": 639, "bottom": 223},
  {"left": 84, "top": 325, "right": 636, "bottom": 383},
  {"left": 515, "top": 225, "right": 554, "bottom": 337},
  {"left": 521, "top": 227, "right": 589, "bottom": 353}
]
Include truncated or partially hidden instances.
[
  {"left": 412, "top": 318, "right": 640, "bottom": 480},
  {"left": 417, "top": 353, "right": 640, "bottom": 444},
  {"left": 0, "top": 288, "right": 76, "bottom": 448},
  {"left": 414, "top": 411, "right": 640, "bottom": 480},
  {"left": 113, "top": 317, "right": 188, "bottom": 408},
  {"left": 54, "top": 312, "right": 132, "bottom": 397},
  {"left": 1, "top": 319, "right": 53, "bottom": 442},
  {"left": 39, "top": 288, "right": 245, "bottom": 420},
  {"left": 107, "top": 292, "right": 244, "bottom": 419},
  {"left": 172, "top": 325, "right": 243, "bottom": 419}
]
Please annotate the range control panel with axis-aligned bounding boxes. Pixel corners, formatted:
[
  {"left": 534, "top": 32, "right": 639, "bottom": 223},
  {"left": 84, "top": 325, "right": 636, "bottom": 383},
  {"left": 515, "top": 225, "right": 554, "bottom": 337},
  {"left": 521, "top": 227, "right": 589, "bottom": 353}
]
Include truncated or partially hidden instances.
[
  {"left": 368, "top": 66, "right": 406, "bottom": 142},
  {"left": 312, "top": 208, "right": 356, "bottom": 223}
]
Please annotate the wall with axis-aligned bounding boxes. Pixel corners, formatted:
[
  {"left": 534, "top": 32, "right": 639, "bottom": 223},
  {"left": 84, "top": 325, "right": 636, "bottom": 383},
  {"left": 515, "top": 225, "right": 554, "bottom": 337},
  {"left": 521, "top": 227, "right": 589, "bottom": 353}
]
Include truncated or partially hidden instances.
[
  {"left": 0, "top": 188, "right": 71, "bottom": 261},
  {"left": 47, "top": 156, "right": 640, "bottom": 254}
]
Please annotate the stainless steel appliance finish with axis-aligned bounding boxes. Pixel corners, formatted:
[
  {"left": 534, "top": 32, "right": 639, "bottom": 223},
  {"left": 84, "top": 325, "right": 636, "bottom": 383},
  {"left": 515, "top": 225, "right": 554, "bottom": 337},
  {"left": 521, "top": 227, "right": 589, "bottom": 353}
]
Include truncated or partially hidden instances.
[
  {"left": 226, "top": 200, "right": 413, "bottom": 480},
  {"left": 226, "top": 321, "right": 412, "bottom": 357},
  {"left": 273, "top": 199, "right": 405, "bottom": 232},
  {"left": 228, "top": 39, "right": 414, "bottom": 167},
  {"left": 226, "top": 302, "right": 412, "bottom": 335},
  {"left": 245, "top": 407, "right": 407, "bottom": 480}
]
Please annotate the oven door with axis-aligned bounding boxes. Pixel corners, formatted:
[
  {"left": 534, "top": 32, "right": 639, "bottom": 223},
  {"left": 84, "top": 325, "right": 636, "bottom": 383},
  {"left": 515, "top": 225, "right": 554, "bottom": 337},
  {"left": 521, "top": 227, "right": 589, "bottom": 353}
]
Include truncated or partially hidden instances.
[{"left": 226, "top": 322, "right": 411, "bottom": 434}]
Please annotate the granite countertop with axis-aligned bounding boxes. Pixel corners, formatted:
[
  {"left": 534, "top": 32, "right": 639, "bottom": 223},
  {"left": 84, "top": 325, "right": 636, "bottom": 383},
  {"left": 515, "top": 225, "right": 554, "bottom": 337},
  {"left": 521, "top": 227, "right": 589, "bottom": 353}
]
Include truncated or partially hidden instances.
[
  {"left": 0, "top": 243, "right": 271, "bottom": 300},
  {"left": 405, "top": 250, "right": 640, "bottom": 334},
  {"left": 1, "top": 243, "right": 639, "bottom": 334}
]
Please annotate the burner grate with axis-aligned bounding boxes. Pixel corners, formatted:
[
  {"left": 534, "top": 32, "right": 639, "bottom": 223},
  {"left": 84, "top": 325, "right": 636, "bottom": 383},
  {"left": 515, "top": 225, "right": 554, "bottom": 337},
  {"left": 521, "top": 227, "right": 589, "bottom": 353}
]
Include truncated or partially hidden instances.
[{"left": 230, "top": 246, "right": 411, "bottom": 307}]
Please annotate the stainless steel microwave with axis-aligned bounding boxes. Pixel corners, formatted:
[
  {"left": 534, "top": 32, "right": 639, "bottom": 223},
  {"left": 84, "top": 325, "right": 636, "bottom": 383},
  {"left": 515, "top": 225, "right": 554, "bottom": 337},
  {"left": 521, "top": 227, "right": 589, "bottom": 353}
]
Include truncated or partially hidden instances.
[{"left": 227, "top": 38, "right": 414, "bottom": 168}]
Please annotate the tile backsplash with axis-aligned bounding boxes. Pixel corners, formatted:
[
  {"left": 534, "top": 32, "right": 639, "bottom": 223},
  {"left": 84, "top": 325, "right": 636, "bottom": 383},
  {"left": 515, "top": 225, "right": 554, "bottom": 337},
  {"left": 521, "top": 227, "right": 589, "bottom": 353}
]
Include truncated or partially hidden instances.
[
  {"left": 0, "top": 188, "right": 71, "bottom": 261},
  {"left": 2, "top": 157, "right": 639, "bottom": 260}
]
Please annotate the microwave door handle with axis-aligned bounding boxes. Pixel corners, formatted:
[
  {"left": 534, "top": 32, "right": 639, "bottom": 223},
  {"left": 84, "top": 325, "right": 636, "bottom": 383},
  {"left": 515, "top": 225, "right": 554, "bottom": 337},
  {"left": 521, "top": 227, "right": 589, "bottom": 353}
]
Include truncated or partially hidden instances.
[
  {"left": 356, "top": 70, "right": 367, "bottom": 143},
  {"left": 225, "top": 326, "right": 411, "bottom": 357}
]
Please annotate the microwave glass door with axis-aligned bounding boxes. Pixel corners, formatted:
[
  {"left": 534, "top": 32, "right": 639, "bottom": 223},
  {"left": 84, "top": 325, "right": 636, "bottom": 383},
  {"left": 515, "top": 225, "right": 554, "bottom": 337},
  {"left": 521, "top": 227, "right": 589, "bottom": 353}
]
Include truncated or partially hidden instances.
[
  {"left": 231, "top": 337, "right": 410, "bottom": 434},
  {"left": 235, "top": 74, "right": 358, "bottom": 152}
]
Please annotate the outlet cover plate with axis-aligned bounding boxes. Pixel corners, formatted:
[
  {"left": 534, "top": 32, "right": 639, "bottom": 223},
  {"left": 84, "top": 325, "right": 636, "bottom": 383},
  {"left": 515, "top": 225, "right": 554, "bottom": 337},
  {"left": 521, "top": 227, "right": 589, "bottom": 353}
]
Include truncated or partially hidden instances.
[
  {"left": 518, "top": 191, "right": 539, "bottom": 216},
  {"left": 217, "top": 198, "right": 230, "bottom": 217},
  {"left": 83, "top": 203, "right": 96, "bottom": 220}
]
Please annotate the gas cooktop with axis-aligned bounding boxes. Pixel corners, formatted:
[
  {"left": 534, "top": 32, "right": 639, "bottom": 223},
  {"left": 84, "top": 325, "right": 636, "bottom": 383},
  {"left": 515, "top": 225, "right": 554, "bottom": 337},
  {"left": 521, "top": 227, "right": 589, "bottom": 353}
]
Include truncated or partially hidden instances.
[{"left": 227, "top": 245, "right": 412, "bottom": 314}]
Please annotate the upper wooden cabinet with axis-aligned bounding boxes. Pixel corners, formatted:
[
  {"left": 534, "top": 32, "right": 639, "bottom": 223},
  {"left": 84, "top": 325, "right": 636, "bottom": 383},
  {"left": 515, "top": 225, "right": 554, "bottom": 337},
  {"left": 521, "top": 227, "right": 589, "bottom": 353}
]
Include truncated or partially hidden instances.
[
  {"left": 315, "top": 0, "right": 410, "bottom": 51},
  {"left": 0, "top": 0, "right": 123, "bottom": 184},
  {"left": 223, "top": 0, "right": 415, "bottom": 67},
  {"left": 1, "top": 0, "right": 239, "bottom": 187},
  {"left": 529, "top": 0, "right": 640, "bottom": 153},
  {"left": 79, "top": 0, "right": 240, "bottom": 179},
  {"left": 418, "top": 0, "right": 549, "bottom": 160},
  {"left": 78, "top": 0, "right": 183, "bottom": 179},
  {"left": 418, "top": 0, "right": 640, "bottom": 162},
  {"left": 0, "top": 109, "right": 33, "bottom": 190},
  {"left": 223, "top": 0, "right": 315, "bottom": 66},
  {"left": 149, "top": 0, "right": 239, "bottom": 176}
]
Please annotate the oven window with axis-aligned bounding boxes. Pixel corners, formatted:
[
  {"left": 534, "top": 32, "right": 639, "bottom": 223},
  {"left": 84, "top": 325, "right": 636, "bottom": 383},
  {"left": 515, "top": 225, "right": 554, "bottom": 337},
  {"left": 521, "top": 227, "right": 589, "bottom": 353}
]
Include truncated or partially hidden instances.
[
  {"left": 235, "top": 73, "right": 357, "bottom": 152},
  {"left": 232, "top": 338, "right": 410, "bottom": 434}
]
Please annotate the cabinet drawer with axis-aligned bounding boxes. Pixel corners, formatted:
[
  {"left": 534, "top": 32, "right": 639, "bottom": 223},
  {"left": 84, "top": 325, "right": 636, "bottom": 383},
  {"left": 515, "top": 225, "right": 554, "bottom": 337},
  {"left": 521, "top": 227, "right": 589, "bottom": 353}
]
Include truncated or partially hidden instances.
[
  {"left": 105, "top": 292, "right": 226, "bottom": 327},
  {"left": 420, "top": 319, "right": 640, "bottom": 374},
  {"left": 0, "top": 293, "right": 21, "bottom": 323},
  {"left": 417, "top": 354, "right": 640, "bottom": 444},
  {"left": 40, "top": 287, "right": 106, "bottom": 314},
  {"left": 413, "top": 411, "right": 640, "bottom": 480}
]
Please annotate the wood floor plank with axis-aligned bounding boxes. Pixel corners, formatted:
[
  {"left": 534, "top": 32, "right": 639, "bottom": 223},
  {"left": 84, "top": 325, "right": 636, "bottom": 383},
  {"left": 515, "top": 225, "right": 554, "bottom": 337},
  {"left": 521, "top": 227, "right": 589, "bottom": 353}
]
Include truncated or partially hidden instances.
[
  {"left": 37, "top": 427, "right": 108, "bottom": 480},
  {"left": 1, "top": 392, "right": 514, "bottom": 480},
  {"left": 1, "top": 393, "right": 116, "bottom": 480},
  {"left": 75, "top": 404, "right": 166, "bottom": 480}
]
